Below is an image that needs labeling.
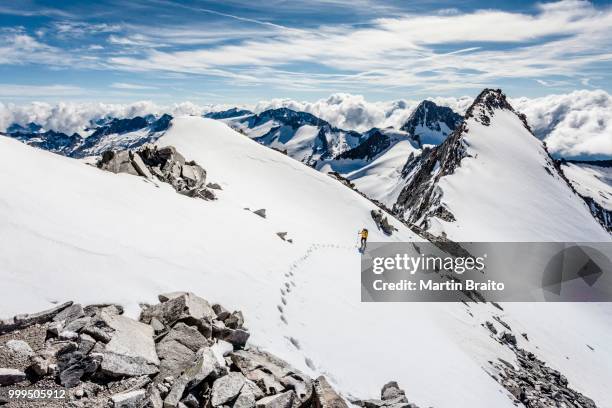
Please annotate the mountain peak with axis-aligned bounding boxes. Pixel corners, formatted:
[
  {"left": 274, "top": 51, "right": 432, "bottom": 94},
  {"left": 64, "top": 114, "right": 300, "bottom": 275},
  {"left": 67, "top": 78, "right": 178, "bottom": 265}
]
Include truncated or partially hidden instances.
[
  {"left": 400, "top": 100, "right": 462, "bottom": 146},
  {"left": 473, "top": 88, "right": 511, "bottom": 107},
  {"left": 465, "top": 88, "right": 530, "bottom": 129}
]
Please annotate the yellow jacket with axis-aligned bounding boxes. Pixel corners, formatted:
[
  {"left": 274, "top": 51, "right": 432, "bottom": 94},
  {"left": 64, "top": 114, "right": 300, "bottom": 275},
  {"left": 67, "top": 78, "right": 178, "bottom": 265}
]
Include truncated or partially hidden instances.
[{"left": 360, "top": 229, "right": 368, "bottom": 239}]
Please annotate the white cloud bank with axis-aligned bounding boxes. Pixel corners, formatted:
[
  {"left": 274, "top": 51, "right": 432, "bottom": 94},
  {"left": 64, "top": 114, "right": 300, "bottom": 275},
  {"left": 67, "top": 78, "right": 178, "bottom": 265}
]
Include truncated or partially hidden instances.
[
  {"left": 0, "top": 101, "right": 224, "bottom": 135},
  {"left": 1, "top": 89, "right": 610, "bottom": 159},
  {"left": 513, "top": 89, "right": 612, "bottom": 159},
  {"left": 253, "top": 94, "right": 474, "bottom": 132},
  {"left": 103, "top": 1, "right": 612, "bottom": 92}
]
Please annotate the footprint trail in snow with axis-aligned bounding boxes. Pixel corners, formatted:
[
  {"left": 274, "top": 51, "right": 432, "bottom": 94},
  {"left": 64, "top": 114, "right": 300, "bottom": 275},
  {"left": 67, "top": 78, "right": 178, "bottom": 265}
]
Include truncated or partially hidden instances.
[{"left": 277, "top": 243, "right": 353, "bottom": 372}]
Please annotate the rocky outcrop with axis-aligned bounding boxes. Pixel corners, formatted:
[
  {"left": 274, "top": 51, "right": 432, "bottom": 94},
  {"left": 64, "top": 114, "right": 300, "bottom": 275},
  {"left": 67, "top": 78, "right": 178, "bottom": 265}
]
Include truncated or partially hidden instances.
[
  {"left": 370, "top": 210, "right": 397, "bottom": 236},
  {"left": 485, "top": 316, "right": 598, "bottom": 407},
  {"left": 353, "top": 381, "right": 419, "bottom": 408},
  {"left": 0, "top": 292, "right": 344, "bottom": 408},
  {"left": 0, "top": 301, "right": 74, "bottom": 334},
  {"left": 490, "top": 349, "right": 597, "bottom": 407},
  {"left": 313, "top": 376, "right": 347, "bottom": 408},
  {"left": 98, "top": 145, "right": 217, "bottom": 201}
]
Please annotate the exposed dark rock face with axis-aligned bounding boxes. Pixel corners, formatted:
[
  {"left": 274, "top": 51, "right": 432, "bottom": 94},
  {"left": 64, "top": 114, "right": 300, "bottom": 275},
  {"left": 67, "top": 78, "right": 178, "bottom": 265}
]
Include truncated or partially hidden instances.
[
  {"left": 579, "top": 196, "right": 612, "bottom": 233},
  {"left": 4, "top": 130, "right": 83, "bottom": 156},
  {"left": 6, "top": 122, "right": 43, "bottom": 134},
  {"left": 335, "top": 129, "right": 393, "bottom": 161},
  {"left": 558, "top": 160, "right": 612, "bottom": 233},
  {"left": 3, "top": 114, "right": 173, "bottom": 159},
  {"left": 97, "top": 145, "right": 218, "bottom": 201},
  {"left": 245, "top": 108, "right": 329, "bottom": 130},
  {"left": 483, "top": 313, "right": 599, "bottom": 407},
  {"left": 392, "top": 89, "right": 561, "bottom": 231},
  {"left": 371, "top": 210, "right": 397, "bottom": 236},
  {"left": 490, "top": 346, "right": 597, "bottom": 407},
  {"left": 392, "top": 120, "right": 467, "bottom": 227},
  {"left": 149, "top": 113, "right": 173, "bottom": 133},
  {"left": 90, "top": 117, "right": 150, "bottom": 140},
  {"left": 400, "top": 100, "right": 462, "bottom": 146},
  {"left": 0, "top": 292, "right": 348, "bottom": 408},
  {"left": 235, "top": 108, "right": 365, "bottom": 165},
  {"left": 205, "top": 108, "right": 254, "bottom": 120}
]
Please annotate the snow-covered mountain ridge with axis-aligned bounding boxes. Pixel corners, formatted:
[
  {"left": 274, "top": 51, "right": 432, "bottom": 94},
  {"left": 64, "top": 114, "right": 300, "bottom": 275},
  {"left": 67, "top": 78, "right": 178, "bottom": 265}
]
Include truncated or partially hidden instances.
[
  {"left": 221, "top": 107, "right": 366, "bottom": 165},
  {"left": 0, "top": 114, "right": 172, "bottom": 158},
  {"left": 2, "top": 115, "right": 612, "bottom": 407},
  {"left": 560, "top": 160, "right": 612, "bottom": 232},
  {"left": 400, "top": 100, "right": 463, "bottom": 146},
  {"left": 393, "top": 89, "right": 610, "bottom": 241}
]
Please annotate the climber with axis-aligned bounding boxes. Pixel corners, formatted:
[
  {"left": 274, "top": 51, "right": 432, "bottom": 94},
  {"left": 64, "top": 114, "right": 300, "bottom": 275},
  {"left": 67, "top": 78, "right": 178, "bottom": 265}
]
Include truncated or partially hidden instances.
[{"left": 359, "top": 228, "right": 369, "bottom": 252}]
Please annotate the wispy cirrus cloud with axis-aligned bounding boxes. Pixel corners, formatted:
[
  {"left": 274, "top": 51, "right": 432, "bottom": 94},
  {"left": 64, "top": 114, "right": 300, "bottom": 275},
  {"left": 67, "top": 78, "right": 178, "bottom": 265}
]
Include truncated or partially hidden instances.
[
  {"left": 0, "top": 29, "right": 72, "bottom": 66},
  {"left": 0, "top": 84, "right": 85, "bottom": 97},
  {"left": 102, "top": 0, "right": 612, "bottom": 92},
  {"left": 0, "top": 0, "right": 611, "bottom": 100},
  {"left": 110, "top": 82, "right": 157, "bottom": 90}
]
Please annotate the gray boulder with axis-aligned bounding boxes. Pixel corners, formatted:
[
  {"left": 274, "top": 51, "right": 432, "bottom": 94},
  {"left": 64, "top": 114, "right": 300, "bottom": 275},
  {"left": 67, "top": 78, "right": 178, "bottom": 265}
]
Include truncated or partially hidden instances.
[
  {"left": 234, "top": 379, "right": 265, "bottom": 408},
  {"left": 111, "top": 389, "right": 146, "bottom": 408},
  {"left": 211, "top": 372, "right": 247, "bottom": 406},
  {"left": 313, "top": 376, "right": 347, "bottom": 408},
  {"left": 99, "top": 150, "right": 139, "bottom": 176},
  {"left": 29, "top": 355, "right": 50, "bottom": 376},
  {"left": 158, "top": 146, "right": 186, "bottom": 166},
  {"left": 163, "top": 347, "right": 222, "bottom": 407},
  {"left": 131, "top": 152, "right": 154, "bottom": 179},
  {"left": 100, "top": 311, "right": 160, "bottom": 377},
  {"left": 147, "top": 385, "right": 164, "bottom": 408},
  {"left": 231, "top": 348, "right": 292, "bottom": 379},
  {"left": 65, "top": 316, "right": 91, "bottom": 332},
  {"left": 215, "top": 327, "right": 250, "bottom": 348},
  {"left": 253, "top": 209, "right": 266, "bottom": 218},
  {"left": 53, "top": 303, "right": 85, "bottom": 323},
  {"left": 212, "top": 304, "right": 231, "bottom": 321},
  {"left": 246, "top": 369, "right": 284, "bottom": 395},
  {"left": 256, "top": 391, "right": 295, "bottom": 408},
  {"left": 142, "top": 292, "right": 216, "bottom": 329},
  {"left": 184, "top": 347, "right": 223, "bottom": 391},
  {"left": 0, "top": 368, "right": 26, "bottom": 386},
  {"left": 181, "top": 393, "right": 200, "bottom": 408},
  {"left": 181, "top": 164, "right": 206, "bottom": 188},
  {"left": 156, "top": 338, "right": 195, "bottom": 380},
  {"left": 6, "top": 339, "right": 34, "bottom": 357},
  {"left": 381, "top": 381, "right": 406, "bottom": 401},
  {"left": 57, "top": 350, "right": 99, "bottom": 387},
  {"left": 1, "top": 301, "right": 73, "bottom": 333},
  {"left": 161, "top": 322, "right": 212, "bottom": 353},
  {"left": 163, "top": 375, "right": 190, "bottom": 408},
  {"left": 225, "top": 311, "right": 244, "bottom": 329},
  {"left": 78, "top": 333, "right": 97, "bottom": 355}
]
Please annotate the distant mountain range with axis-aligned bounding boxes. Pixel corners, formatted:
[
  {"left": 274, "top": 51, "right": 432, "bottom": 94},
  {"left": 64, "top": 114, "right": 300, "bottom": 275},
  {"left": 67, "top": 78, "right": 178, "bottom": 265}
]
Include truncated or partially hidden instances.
[
  {"left": 1, "top": 114, "right": 172, "bottom": 158},
  {"left": 2, "top": 95, "right": 610, "bottom": 234}
]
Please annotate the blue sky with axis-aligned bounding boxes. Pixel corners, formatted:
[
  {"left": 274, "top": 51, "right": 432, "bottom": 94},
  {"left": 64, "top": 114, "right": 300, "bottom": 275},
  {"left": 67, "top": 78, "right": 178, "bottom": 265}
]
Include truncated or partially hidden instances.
[{"left": 0, "top": 0, "right": 611, "bottom": 104}]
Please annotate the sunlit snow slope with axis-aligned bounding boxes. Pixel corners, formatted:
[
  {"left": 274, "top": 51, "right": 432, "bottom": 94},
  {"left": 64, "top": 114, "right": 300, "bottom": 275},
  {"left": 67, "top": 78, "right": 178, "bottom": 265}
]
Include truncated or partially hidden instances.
[
  {"left": 1, "top": 117, "right": 611, "bottom": 407},
  {"left": 563, "top": 162, "right": 612, "bottom": 211},
  {"left": 397, "top": 90, "right": 610, "bottom": 242},
  {"left": 319, "top": 129, "right": 420, "bottom": 206}
]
